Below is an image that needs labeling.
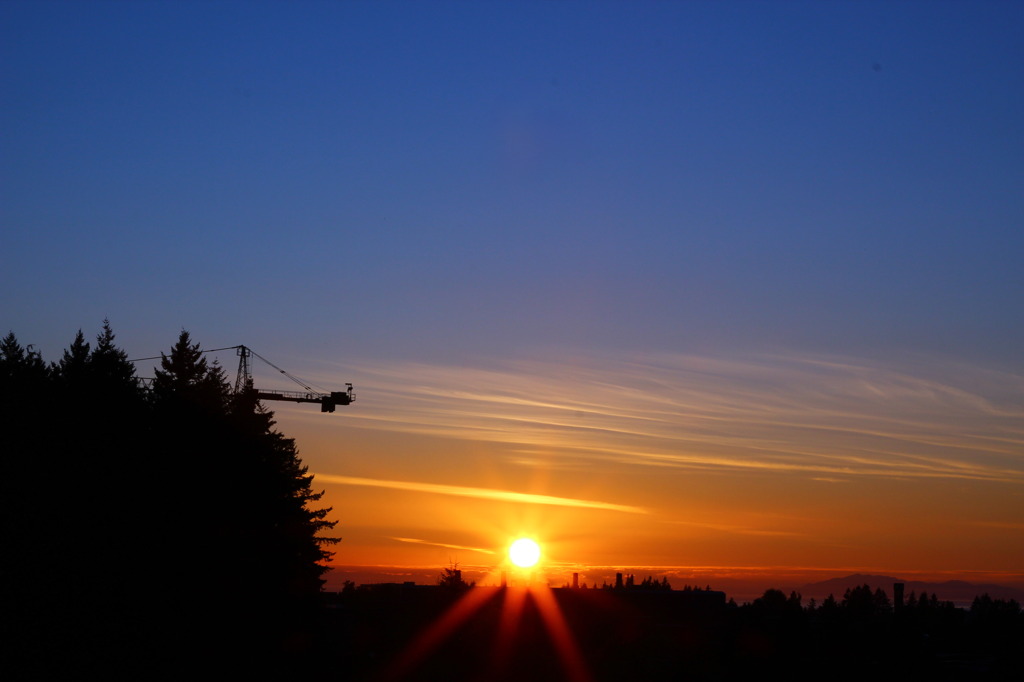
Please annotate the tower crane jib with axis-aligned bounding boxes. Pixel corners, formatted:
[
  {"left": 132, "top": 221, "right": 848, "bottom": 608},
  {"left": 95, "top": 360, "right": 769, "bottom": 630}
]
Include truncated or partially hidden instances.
[{"left": 232, "top": 345, "right": 355, "bottom": 413}]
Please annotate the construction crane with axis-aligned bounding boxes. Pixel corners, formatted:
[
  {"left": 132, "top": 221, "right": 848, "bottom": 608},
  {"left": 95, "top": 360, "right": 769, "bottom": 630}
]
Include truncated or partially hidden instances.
[
  {"left": 231, "top": 345, "right": 354, "bottom": 413},
  {"left": 133, "top": 345, "right": 355, "bottom": 413}
]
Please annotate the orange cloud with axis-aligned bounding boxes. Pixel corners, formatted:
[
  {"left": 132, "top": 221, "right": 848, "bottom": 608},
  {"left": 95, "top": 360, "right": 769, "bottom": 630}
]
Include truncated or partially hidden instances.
[
  {"left": 391, "top": 536, "right": 497, "bottom": 555},
  {"left": 315, "top": 474, "right": 648, "bottom": 514}
]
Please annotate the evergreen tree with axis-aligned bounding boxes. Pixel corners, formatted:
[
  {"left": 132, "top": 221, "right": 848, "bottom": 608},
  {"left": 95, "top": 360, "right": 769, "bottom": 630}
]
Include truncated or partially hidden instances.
[
  {"left": 3, "top": 325, "right": 340, "bottom": 675},
  {"left": 1, "top": 334, "right": 49, "bottom": 671},
  {"left": 90, "top": 320, "right": 139, "bottom": 398},
  {"left": 0, "top": 332, "right": 48, "bottom": 385},
  {"left": 438, "top": 563, "right": 472, "bottom": 589},
  {"left": 146, "top": 330, "right": 339, "bottom": 662},
  {"left": 842, "top": 584, "right": 876, "bottom": 617},
  {"left": 53, "top": 329, "right": 90, "bottom": 386},
  {"left": 0, "top": 333, "right": 54, "bottom": 630},
  {"left": 872, "top": 587, "right": 892, "bottom": 614},
  {"left": 152, "top": 329, "right": 231, "bottom": 412},
  {"left": 820, "top": 593, "right": 839, "bottom": 617},
  {"left": 3, "top": 326, "right": 155, "bottom": 675}
]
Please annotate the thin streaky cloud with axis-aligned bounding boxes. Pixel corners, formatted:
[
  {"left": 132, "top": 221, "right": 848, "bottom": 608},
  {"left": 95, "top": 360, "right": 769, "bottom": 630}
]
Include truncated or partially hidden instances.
[
  {"left": 315, "top": 352, "right": 1024, "bottom": 483},
  {"left": 315, "top": 474, "right": 648, "bottom": 514},
  {"left": 966, "top": 521, "right": 1024, "bottom": 531},
  {"left": 665, "top": 520, "right": 805, "bottom": 538},
  {"left": 391, "top": 537, "right": 497, "bottom": 555}
]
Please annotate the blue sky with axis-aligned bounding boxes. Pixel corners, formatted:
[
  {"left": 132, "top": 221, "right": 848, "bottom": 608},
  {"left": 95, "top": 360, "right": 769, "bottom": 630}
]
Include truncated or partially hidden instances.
[
  {"left": 3, "top": 1, "right": 1022, "bottom": 583},
  {"left": 4, "top": 0, "right": 1022, "bottom": 365}
]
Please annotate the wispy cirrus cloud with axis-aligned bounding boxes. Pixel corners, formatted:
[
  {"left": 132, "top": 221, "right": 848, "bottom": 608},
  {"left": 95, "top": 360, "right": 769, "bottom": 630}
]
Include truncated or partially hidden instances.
[
  {"left": 391, "top": 536, "right": 497, "bottom": 555},
  {"left": 313, "top": 351, "right": 1024, "bottom": 484},
  {"left": 666, "top": 519, "right": 806, "bottom": 538},
  {"left": 314, "top": 474, "right": 647, "bottom": 514}
]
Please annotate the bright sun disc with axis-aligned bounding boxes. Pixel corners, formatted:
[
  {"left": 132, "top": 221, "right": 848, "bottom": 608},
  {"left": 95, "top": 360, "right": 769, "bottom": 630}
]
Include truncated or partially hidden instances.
[{"left": 509, "top": 538, "right": 541, "bottom": 568}]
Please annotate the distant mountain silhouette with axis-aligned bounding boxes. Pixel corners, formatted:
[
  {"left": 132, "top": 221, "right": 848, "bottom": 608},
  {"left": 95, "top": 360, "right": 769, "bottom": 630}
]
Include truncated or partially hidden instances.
[{"left": 801, "top": 573, "right": 1024, "bottom": 606}]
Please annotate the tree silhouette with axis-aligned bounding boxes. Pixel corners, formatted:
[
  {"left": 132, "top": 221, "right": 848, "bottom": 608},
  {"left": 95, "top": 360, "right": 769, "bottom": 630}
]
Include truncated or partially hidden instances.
[
  {"left": 146, "top": 330, "right": 339, "bottom": 658},
  {"left": 637, "top": 575, "right": 672, "bottom": 591},
  {"left": 2, "top": 325, "right": 339, "bottom": 675},
  {"left": 3, "top": 325, "right": 153, "bottom": 673},
  {"left": 1, "top": 333, "right": 55, "bottom": 666},
  {"left": 438, "top": 563, "right": 473, "bottom": 589},
  {"left": 152, "top": 330, "right": 229, "bottom": 404}
]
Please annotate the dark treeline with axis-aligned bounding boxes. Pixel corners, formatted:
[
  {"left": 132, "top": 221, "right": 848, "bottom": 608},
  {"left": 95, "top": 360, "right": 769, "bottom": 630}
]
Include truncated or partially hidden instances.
[
  {"left": 579, "top": 574, "right": 675, "bottom": 591},
  {"left": 734, "top": 585, "right": 1021, "bottom": 680},
  {"left": 1, "top": 323, "right": 337, "bottom": 677},
  {"left": 325, "top": 581, "right": 1021, "bottom": 681}
]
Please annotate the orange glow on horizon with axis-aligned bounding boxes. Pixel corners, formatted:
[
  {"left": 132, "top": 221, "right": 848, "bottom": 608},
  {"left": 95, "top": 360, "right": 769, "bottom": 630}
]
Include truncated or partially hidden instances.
[{"left": 296, "top": 350, "right": 1024, "bottom": 591}]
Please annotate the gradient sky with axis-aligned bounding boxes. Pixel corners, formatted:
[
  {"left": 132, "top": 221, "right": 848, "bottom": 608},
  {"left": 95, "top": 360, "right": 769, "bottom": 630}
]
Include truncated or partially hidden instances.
[{"left": 3, "top": 1, "right": 1022, "bottom": 590}]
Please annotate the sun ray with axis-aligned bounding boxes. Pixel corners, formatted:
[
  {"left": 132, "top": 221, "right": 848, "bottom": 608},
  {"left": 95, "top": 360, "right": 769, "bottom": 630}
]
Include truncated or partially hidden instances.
[
  {"left": 383, "top": 576, "right": 593, "bottom": 681},
  {"left": 382, "top": 586, "right": 500, "bottom": 680},
  {"left": 530, "top": 585, "right": 591, "bottom": 682},
  {"left": 489, "top": 586, "right": 528, "bottom": 674}
]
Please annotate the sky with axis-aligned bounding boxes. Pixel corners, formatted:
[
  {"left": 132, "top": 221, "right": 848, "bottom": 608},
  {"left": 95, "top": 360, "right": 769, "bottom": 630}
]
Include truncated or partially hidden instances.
[{"left": 2, "top": 1, "right": 1022, "bottom": 594}]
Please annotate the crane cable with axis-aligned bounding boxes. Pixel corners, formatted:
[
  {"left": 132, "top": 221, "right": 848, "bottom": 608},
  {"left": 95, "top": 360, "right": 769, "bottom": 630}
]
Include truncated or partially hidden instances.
[
  {"left": 246, "top": 347, "right": 327, "bottom": 394},
  {"left": 130, "top": 345, "right": 330, "bottom": 394}
]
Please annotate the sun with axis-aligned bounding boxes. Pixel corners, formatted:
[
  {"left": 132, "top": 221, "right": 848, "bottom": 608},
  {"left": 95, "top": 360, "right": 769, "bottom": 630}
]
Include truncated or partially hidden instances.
[{"left": 509, "top": 538, "right": 541, "bottom": 568}]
